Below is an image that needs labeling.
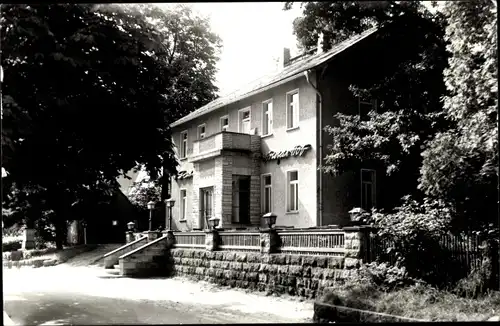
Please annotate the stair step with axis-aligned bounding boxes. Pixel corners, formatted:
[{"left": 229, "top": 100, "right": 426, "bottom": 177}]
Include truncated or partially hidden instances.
[
  {"left": 113, "top": 264, "right": 120, "bottom": 270},
  {"left": 106, "top": 269, "right": 121, "bottom": 275}
]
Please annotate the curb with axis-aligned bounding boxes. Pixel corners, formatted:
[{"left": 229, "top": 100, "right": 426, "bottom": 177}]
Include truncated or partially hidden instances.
[{"left": 4, "top": 311, "right": 16, "bottom": 326}]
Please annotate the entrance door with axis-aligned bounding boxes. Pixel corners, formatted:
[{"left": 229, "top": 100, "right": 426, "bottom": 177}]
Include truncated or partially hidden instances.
[
  {"left": 232, "top": 176, "right": 250, "bottom": 224},
  {"left": 200, "top": 187, "right": 213, "bottom": 230}
]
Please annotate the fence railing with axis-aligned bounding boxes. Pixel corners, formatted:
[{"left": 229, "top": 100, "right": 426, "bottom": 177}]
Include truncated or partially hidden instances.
[
  {"left": 173, "top": 231, "right": 206, "bottom": 249},
  {"left": 278, "top": 230, "right": 345, "bottom": 256},
  {"left": 219, "top": 232, "right": 261, "bottom": 252}
]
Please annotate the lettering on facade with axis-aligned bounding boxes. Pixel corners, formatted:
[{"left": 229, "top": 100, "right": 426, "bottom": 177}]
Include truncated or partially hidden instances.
[
  {"left": 262, "top": 144, "right": 312, "bottom": 162},
  {"left": 176, "top": 170, "right": 194, "bottom": 180}
]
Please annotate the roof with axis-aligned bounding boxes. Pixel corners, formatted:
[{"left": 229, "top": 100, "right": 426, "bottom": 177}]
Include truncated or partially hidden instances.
[{"left": 170, "top": 27, "right": 379, "bottom": 128}]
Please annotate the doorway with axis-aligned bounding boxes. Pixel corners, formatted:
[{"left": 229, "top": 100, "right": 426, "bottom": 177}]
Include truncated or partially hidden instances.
[
  {"left": 200, "top": 187, "right": 213, "bottom": 230},
  {"left": 232, "top": 175, "right": 250, "bottom": 224}
]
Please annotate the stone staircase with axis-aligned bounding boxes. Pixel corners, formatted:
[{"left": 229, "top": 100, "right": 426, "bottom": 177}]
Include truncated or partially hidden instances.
[{"left": 100, "top": 232, "right": 175, "bottom": 278}]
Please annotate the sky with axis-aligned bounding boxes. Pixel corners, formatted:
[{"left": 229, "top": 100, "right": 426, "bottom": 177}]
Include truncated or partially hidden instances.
[{"left": 158, "top": 2, "right": 303, "bottom": 96}]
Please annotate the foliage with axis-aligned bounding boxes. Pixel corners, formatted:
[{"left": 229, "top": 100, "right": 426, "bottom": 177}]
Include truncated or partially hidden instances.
[
  {"left": 371, "top": 197, "right": 456, "bottom": 285},
  {"left": 286, "top": 2, "right": 449, "bottom": 210},
  {"left": 419, "top": 0, "right": 498, "bottom": 230},
  {"left": 320, "top": 280, "right": 500, "bottom": 322},
  {"left": 127, "top": 177, "right": 162, "bottom": 211},
  {"left": 2, "top": 238, "right": 22, "bottom": 252},
  {"left": 350, "top": 261, "right": 420, "bottom": 291},
  {"left": 1, "top": 4, "right": 220, "bottom": 248}
]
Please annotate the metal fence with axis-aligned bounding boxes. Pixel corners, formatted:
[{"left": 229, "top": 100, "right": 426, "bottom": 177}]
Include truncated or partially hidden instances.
[
  {"left": 219, "top": 232, "right": 261, "bottom": 252},
  {"left": 278, "top": 230, "right": 345, "bottom": 256},
  {"left": 173, "top": 231, "right": 206, "bottom": 249}
]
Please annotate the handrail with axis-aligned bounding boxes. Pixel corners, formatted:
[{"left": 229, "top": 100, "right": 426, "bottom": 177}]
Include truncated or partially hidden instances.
[
  {"left": 119, "top": 235, "right": 168, "bottom": 259},
  {"left": 103, "top": 236, "right": 148, "bottom": 258}
]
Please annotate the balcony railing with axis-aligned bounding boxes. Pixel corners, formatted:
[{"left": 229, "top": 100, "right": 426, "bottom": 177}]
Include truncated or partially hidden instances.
[{"left": 190, "top": 132, "right": 252, "bottom": 162}]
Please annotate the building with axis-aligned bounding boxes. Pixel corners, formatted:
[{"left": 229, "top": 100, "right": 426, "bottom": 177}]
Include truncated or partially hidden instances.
[{"left": 168, "top": 25, "right": 409, "bottom": 230}]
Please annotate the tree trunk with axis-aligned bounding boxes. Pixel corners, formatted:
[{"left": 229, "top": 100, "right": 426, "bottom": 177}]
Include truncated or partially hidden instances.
[{"left": 53, "top": 207, "right": 67, "bottom": 250}]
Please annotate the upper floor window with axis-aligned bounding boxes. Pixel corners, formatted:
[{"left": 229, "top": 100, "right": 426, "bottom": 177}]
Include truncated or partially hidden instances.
[
  {"left": 197, "top": 124, "right": 206, "bottom": 139},
  {"left": 361, "top": 169, "right": 376, "bottom": 211},
  {"left": 286, "top": 90, "right": 299, "bottom": 130},
  {"left": 238, "top": 107, "right": 251, "bottom": 134},
  {"left": 262, "top": 99, "right": 273, "bottom": 136},
  {"left": 180, "top": 130, "right": 188, "bottom": 159},
  {"left": 287, "top": 170, "right": 299, "bottom": 212},
  {"left": 358, "top": 97, "right": 377, "bottom": 120},
  {"left": 220, "top": 115, "right": 229, "bottom": 132}
]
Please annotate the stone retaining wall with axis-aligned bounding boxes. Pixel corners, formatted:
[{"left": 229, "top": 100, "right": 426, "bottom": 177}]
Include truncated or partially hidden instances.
[{"left": 170, "top": 249, "right": 359, "bottom": 299}]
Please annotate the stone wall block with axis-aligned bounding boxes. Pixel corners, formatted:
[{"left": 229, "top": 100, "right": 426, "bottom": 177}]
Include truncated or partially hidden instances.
[
  {"left": 344, "top": 257, "right": 361, "bottom": 269},
  {"left": 328, "top": 257, "right": 344, "bottom": 269},
  {"left": 287, "top": 255, "right": 302, "bottom": 265},
  {"left": 316, "top": 257, "right": 328, "bottom": 268},
  {"left": 235, "top": 253, "right": 247, "bottom": 262},
  {"left": 303, "top": 266, "right": 312, "bottom": 278},
  {"left": 278, "top": 265, "right": 289, "bottom": 275},
  {"left": 289, "top": 265, "right": 304, "bottom": 276}
]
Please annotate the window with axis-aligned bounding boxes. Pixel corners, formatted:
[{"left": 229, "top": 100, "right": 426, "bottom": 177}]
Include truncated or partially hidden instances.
[
  {"left": 180, "top": 189, "right": 187, "bottom": 221},
  {"left": 358, "top": 97, "right": 377, "bottom": 120},
  {"left": 262, "top": 100, "right": 273, "bottom": 136},
  {"left": 361, "top": 169, "right": 376, "bottom": 210},
  {"left": 180, "top": 131, "right": 188, "bottom": 159},
  {"left": 197, "top": 124, "right": 206, "bottom": 139},
  {"left": 220, "top": 115, "right": 229, "bottom": 132},
  {"left": 286, "top": 90, "right": 299, "bottom": 129},
  {"left": 262, "top": 174, "right": 272, "bottom": 213},
  {"left": 238, "top": 108, "right": 251, "bottom": 134},
  {"left": 287, "top": 170, "right": 299, "bottom": 212}
]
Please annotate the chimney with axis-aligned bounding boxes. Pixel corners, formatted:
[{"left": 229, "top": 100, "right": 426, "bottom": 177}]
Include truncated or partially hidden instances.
[
  {"left": 317, "top": 32, "right": 324, "bottom": 54},
  {"left": 278, "top": 47, "right": 291, "bottom": 69}
]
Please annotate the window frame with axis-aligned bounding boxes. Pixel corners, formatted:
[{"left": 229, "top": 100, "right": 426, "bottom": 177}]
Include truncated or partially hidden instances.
[
  {"left": 197, "top": 123, "right": 206, "bottom": 139},
  {"left": 360, "top": 168, "right": 376, "bottom": 210},
  {"left": 358, "top": 97, "right": 378, "bottom": 119},
  {"left": 261, "top": 99, "right": 273, "bottom": 137},
  {"left": 261, "top": 173, "right": 273, "bottom": 214},
  {"left": 238, "top": 107, "right": 252, "bottom": 134},
  {"left": 286, "top": 89, "right": 300, "bottom": 131},
  {"left": 220, "top": 115, "right": 229, "bottom": 132},
  {"left": 180, "top": 130, "right": 188, "bottom": 159},
  {"left": 286, "top": 169, "right": 299, "bottom": 213},
  {"left": 179, "top": 188, "right": 187, "bottom": 221}
]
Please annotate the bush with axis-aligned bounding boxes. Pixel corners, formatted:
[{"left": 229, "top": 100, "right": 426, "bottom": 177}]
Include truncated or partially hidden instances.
[
  {"left": 2, "top": 238, "right": 22, "bottom": 252},
  {"left": 371, "top": 196, "right": 454, "bottom": 285}
]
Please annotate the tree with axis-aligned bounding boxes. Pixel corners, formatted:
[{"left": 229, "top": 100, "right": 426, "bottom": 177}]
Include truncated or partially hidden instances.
[
  {"left": 1, "top": 4, "right": 220, "bottom": 248},
  {"left": 419, "top": 0, "right": 498, "bottom": 230},
  {"left": 286, "top": 1, "right": 449, "bottom": 210}
]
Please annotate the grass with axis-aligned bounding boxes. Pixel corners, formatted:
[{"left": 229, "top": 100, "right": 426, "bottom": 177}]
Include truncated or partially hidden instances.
[{"left": 320, "top": 282, "right": 500, "bottom": 321}]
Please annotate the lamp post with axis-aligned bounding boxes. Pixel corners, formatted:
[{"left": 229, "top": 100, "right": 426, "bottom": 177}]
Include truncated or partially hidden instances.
[
  {"left": 165, "top": 198, "right": 176, "bottom": 231},
  {"left": 82, "top": 220, "right": 88, "bottom": 245},
  {"left": 261, "top": 212, "right": 278, "bottom": 254},
  {"left": 126, "top": 221, "right": 135, "bottom": 243},
  {"left": 147, "top": 201, "right": 155, "bottom": 231},
  {"left": 208, "top": 216, "right": 220, "bottom": 231},
  {"left": 262, "top": 212, "right": 277, "bottom": 230}
]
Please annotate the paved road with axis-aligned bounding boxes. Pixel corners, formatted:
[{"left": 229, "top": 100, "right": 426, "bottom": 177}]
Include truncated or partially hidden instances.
[
  {"left": 4, "top": 266, "right": 313, "bottom": 325},
  {"left": 4, "top": 291, "right": 291, "bottom": 325}
]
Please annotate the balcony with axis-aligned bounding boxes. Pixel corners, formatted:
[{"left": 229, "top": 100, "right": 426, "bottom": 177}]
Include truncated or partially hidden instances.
[{"left": 189, "top": 131, "right": 254, "bottom": 163}]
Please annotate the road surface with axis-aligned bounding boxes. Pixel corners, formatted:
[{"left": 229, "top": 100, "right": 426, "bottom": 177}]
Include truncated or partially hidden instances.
[{"left": 3, "top": 265, "right": 313, "bottom": 325}]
